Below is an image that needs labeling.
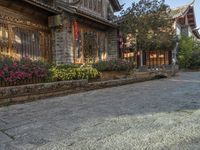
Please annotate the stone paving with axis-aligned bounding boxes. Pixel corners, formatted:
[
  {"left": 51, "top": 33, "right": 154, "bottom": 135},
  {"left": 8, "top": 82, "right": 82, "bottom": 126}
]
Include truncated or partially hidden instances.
[{"left": 0, "top": 71, "right": 200, "bottom": 150}]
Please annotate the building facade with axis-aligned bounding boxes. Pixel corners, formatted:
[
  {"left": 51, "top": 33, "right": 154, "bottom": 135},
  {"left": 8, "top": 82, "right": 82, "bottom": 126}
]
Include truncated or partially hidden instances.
[
  {"left": 0, "top": 0, "right": 121, "bottom": 64},
  {"left": 52, "top": 0, "right": 121, "bottom": 64}
]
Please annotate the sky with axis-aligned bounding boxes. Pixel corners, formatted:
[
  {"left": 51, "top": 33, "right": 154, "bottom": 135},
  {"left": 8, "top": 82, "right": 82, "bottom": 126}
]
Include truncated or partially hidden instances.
[{"left": 118, "top": 0, "right": 200, "bottom": 28}]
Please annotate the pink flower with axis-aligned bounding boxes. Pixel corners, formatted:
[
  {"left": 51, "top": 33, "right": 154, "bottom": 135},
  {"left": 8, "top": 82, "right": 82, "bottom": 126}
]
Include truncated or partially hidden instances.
[
  {"left": 0, "top": 70, "right": 3, "bottom": 77},
  {"left": 3, "top": 64, "right": 8, "bottom": 71},
  {"left": 12, "top": 62, "right": 17, "bottom": 68}
]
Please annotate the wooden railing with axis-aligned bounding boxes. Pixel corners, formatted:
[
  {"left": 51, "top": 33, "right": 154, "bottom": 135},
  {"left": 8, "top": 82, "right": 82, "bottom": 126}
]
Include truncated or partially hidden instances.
[{"left": 0, "top": 78, "right": 45, "bottom": 87}]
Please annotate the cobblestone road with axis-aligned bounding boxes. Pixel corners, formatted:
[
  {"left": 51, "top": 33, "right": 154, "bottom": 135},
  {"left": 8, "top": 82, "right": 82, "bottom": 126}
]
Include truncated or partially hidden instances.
[{"left": 0, "top": 72, "right": 200, "bottom": 150}]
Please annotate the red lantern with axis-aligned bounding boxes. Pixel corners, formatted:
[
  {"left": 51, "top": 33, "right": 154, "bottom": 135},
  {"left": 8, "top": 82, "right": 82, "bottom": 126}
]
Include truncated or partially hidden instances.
[{"left": 73, "top": 21, "right": 78, "bottom": 41}]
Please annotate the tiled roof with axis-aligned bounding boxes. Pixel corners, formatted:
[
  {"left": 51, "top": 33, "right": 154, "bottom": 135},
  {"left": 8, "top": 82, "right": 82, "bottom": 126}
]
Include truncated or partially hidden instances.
[
  {"left": 170, "top": 2, "right": 196, "bottom": 29},
  {"left": 193, "top": 30, "right": 200, "bottom": 39},
  {"left": 57, "top": 1, "right": 118, "bottom": 27},
  {"left": 170, "top": 1, "right": 195, "bottom": 18},
  {"left": 76, "top": 8, "right": 118, "bottom": 27},
  {"left": 171, "top": 1, "right": 200, "bottom": 39},
  {"left": 22, "top": 0, "right": 61, "bottom": 14}
]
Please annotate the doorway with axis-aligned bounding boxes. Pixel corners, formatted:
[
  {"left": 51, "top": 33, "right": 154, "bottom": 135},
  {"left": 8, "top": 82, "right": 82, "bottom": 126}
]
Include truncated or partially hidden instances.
[{"left": 83, "top": 32, "right": 98, "bottom": 63}]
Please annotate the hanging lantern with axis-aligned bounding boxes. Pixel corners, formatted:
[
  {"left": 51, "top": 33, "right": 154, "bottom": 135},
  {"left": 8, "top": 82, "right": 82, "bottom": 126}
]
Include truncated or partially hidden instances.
[{"left": 73, "top": 21, "right": 78, "bottom": 41}]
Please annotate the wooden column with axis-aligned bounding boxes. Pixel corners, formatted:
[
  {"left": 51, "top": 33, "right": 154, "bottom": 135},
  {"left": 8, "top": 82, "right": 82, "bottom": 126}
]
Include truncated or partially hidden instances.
[
  {"left": 72, "top": 21, "right": 76, "bottom": 64},
  {"left": 8, "top": 25, "right": 12, "bottom": 56},
  {"left": 81, "top": 27, "right": 84, "bottom": 64}
]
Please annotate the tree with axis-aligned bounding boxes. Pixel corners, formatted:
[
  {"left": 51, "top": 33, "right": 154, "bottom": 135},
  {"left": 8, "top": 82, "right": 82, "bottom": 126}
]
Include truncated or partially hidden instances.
[{"left": 120, "top": 0, "right": 176, "bottom": 52}]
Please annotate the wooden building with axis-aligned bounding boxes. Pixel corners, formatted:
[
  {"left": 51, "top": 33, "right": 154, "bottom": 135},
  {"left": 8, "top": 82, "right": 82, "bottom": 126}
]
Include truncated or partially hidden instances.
[
  {"left": 171, "top": 1, "right": 200, "bottom": 40},
  {"left": 120, "top": 31, "right": 172, "bottom": 68},
  {"left": 0, "top": 0, "right": 121, "bottom": 64}
]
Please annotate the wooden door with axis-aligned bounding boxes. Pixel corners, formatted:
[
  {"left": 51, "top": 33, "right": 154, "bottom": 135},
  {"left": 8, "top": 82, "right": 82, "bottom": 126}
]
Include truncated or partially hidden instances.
[{"left": 83, "top": 32, "right": 98, "bottom": 63}]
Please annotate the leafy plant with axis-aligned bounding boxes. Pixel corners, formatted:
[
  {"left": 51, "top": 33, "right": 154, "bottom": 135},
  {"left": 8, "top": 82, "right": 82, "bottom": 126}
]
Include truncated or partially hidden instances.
[
  {"left": 93, "top": 59, "right": 135, "bottom": 72},
  {"left": 177, "top": 37, "right": 200, "bottom": 69},
  {"left": 49, "top": 65, "right": 100, "bottom": 81},
  {"left": 189, "top": 51, "right": 200, "bottom": 69}
]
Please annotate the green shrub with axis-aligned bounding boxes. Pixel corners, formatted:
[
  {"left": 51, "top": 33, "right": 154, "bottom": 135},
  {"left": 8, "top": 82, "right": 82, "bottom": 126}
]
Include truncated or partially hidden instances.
[
  {"left": 178, "top": 37, "right": 200, "bottom": 69},
  {"left": 49, "top": 65, "right": 100, "bottom": 81},
  {"left": 93, "top": 59, "right": 135, "bottom": 72},
  {"left": 189, "top": 51, "right": 200, "bottom": 69},
  {"left": 178, "top": 37, "right": 194, "bottom": 68}
]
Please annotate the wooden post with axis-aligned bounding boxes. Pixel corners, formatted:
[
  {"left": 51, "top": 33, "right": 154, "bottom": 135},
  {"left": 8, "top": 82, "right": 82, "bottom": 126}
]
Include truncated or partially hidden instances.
[
  {"left": 72, "top": 20, "right": 76, "bottom": 64},
  {"left": 8, "top": 25, "right": 12, "bottom": 56},
  {"left": 81, "top": 27, "right": 84, "bottom": 64},
  {"left": 140, "top": 50, "right": 143, "bottom": 67}
]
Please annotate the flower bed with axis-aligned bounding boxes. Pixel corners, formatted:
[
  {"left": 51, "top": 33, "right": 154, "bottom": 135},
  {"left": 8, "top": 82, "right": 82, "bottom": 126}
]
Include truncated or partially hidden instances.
[
  {"left": 0, "top": 56, "right": 48, "bottom": 87},
  {"left": 0, "top": 56, "right": 136, "bottom": 87},
  {"left": 0, "top": 56, "right": 101, "bottom": 87}
]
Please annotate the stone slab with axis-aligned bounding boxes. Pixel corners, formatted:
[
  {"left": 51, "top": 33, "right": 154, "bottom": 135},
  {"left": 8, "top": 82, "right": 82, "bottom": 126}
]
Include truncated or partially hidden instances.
[{"left": 0, "top": 132, "right": 12, "bottom": 144}]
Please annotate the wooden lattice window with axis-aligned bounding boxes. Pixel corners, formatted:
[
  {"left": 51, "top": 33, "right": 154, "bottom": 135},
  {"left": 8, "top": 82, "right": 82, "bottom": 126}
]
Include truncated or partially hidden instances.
[
  {"left": 0, "top": 25, "right": 52, "bottom": 61},
  {"left": 0, "top": 23, "right": 9, "bottom": 54},
  {"left": 83, "top": 32, "right": 98, "bottom": 63},
  {"left": 12, "top": 27, "right": 39, "bottom": 59}
]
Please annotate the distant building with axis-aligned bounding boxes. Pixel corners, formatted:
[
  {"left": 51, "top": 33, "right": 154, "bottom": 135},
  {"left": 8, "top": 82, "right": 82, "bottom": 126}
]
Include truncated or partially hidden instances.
[
  {"left": 171, "top": 1, "right": 200, "bottom": 64},
  {"left": 171, "top": 1, "right": 200, "bottom": 40},
  {"left": 118, "top": 1, "right": 200, "bottom": 68}
]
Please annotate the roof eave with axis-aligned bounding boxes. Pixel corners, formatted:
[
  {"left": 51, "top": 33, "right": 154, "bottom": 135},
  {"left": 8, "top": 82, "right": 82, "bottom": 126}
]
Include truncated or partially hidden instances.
[
  {"left": 110, "top": 0, "right": 121, "bottom": 12},
  {"left": 76, "top": 11, "right": 118, "bottom": 28},
  {"left": 193, "top": 30, "right": 200, "bottom": 39},
  {"left": 22, "top": 0, "right": 61, "bottom": 14},
  {"left": 59, "top": 5, "right": 118, "bottom": 28}
]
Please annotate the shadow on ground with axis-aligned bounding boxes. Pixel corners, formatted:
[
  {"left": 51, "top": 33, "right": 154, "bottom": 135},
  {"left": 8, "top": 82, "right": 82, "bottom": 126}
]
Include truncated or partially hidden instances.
[{"left": 0, "top": 71, "right": 200, "bottom": 150}]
